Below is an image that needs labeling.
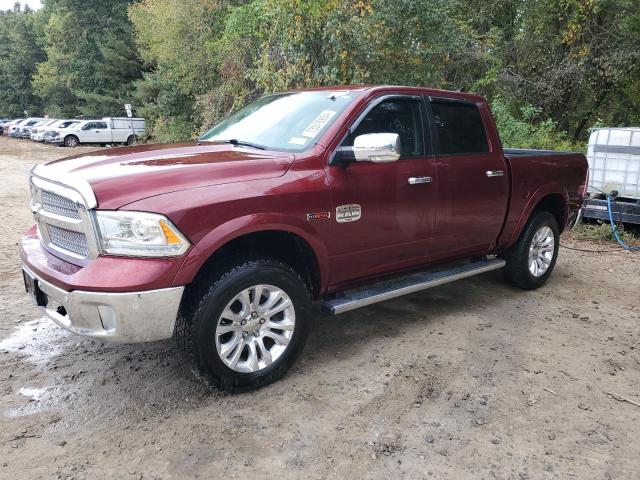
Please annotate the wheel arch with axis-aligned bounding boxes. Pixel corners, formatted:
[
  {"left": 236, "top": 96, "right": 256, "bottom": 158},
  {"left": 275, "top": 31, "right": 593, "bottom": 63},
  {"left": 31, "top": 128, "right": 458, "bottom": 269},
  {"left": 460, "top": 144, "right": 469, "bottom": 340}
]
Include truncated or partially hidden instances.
[
  {"left": 173, "top": 216, "right": 329, "bottom": 300},
  {"left": 533, "top": 193, "right": 568, "bottom": 232},
  {"left": 500, "top": 187, "right": 569, "bottom": 249}
]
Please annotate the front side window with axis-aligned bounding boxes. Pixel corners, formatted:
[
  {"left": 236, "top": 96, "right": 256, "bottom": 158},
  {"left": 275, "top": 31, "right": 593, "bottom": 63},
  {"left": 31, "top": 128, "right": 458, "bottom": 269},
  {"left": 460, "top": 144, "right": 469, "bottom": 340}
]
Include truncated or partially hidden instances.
[
  {"left": 200, "top": 90, "right": 360, "bottom": 152},
  {"left": 344, "top": 98, "right": 425, "bottom": 158},
  {"left": 430, "top": 100, "right": 489, "bottom": 155}
]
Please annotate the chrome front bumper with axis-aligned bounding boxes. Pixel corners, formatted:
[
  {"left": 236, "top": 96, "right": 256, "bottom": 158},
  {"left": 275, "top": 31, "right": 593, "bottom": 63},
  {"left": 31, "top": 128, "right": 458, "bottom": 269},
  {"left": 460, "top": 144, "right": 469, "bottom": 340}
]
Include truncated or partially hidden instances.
[{"left": 23, "top": 266, "right": 184, "bottom": 343}]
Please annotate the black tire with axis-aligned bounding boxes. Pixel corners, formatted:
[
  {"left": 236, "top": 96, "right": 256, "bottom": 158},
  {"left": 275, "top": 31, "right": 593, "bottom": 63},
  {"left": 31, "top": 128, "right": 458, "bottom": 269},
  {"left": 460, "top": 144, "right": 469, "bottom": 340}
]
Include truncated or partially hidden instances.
[
  {"left": 126, "top": 135, "right": 136, "bottom": 146},
  {"left": 503, "top": 211, "right": 560, "bottom": 290},
  {"left": 64, "top": 135, "right": 79, "bottom": 148},
  {"left": 175, "top": 258, "right": 311, "bottom": 391}
]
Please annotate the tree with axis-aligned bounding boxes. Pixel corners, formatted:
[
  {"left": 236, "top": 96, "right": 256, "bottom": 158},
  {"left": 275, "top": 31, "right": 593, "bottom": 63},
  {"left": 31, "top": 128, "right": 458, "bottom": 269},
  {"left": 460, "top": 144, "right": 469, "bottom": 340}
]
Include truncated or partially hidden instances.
[
  {"left": 33, "top": 0, "right": 142, "bottom": 117},
  {"left": 456, "top": 0, "right": 640, "bottom": 140},
  {"left": 128, "top": 0, "right": 234, "bottom": 139},
  {"left": 0, "top": 3, "right": 45, "bottom": 117}
]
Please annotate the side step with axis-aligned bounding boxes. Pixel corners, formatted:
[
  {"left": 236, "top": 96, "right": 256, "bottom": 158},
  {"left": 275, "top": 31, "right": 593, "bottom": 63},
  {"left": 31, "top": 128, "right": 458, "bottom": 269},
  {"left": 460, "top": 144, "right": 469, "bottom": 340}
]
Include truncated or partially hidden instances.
[{"left": 322, "top": 257, "right": 506, "bottom": 315}]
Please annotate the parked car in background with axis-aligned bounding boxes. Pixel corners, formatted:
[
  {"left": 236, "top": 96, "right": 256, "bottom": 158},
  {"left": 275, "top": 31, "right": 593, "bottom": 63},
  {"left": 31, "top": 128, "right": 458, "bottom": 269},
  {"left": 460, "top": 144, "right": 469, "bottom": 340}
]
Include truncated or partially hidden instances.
[
  {"left": 9, "top": 118, "right": 44, "bottom": 137},
  {"left": 28, "top": 119, "right": 59, "bottom": 140},
  {"left": 2, "top": 119, "right": 17, "bottom": 135},
  {"left": 42, "top": 120, "right": 82, "bottom": 144},
  {"left": 20, "top": 86, "right": 588, "bottom": 390},
  {"left": 56, "top": 117, "right": 145, "bottom": 147},
  {"left": 583, "top": 127, "right": 640, "bottom": 225},
  {"left": 21, "top": 119, "right": 48, "bottom": 139},
  {"left": 4, "top": 118, "right": 26, "bottom": 136},
  {"left": 0, "top": 119, "right": 9, "bottom": 134}
]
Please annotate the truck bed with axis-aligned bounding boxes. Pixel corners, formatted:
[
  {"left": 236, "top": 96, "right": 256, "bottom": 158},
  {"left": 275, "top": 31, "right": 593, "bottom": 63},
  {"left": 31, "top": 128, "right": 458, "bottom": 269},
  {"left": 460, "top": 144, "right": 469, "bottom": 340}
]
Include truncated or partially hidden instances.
[
  {"left": 498, "top": 147, "right": 588, "bottom": 247},
  {"left": 503, "top": 148, "right": 580, "bottom": 157}
]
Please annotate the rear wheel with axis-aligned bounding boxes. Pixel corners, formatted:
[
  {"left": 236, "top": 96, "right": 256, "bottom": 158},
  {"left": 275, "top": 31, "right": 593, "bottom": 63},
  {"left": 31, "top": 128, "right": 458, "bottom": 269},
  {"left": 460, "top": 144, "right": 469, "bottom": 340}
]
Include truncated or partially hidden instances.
[
  {"left": 64, "top": 135, "right": 79, "bottom": 148},
  {"left": 503, "top": 211, "right": 559, "bottom": 290},
  {"left": 176, "top": 258, "right": 311, "bottom": 391},
  {"left": 126, "top": 135, "right": 136, "bottom": 146}
]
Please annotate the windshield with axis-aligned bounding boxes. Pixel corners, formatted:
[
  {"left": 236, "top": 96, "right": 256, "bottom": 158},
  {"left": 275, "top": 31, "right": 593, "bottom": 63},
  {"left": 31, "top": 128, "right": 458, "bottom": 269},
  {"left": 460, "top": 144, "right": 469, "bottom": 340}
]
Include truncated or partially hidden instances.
[{"left": 199, "top": 90, "right": 360, "bottom": 152}]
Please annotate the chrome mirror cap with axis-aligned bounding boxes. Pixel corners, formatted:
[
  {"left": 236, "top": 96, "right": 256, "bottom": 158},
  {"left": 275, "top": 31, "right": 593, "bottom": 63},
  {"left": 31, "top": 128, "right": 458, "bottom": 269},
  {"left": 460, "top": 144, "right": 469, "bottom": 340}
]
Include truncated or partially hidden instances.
[{"left": 353, "top": 133, "right": 401, "bottom": 163}]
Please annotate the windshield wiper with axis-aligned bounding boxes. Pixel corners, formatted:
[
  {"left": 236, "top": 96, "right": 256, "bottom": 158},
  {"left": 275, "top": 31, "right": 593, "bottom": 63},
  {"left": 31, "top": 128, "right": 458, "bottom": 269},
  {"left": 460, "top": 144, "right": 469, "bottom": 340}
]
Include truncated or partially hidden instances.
[{"left": 202, "top": 138, "right": 266, "bottom": 150}]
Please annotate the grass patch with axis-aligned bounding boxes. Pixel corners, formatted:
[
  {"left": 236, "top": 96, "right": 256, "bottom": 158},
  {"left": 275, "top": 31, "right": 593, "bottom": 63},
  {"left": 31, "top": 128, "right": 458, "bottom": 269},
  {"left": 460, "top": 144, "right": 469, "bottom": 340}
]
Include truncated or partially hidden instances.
[{"left": 570, "top": 221, "right": 640, "bottom": 246}]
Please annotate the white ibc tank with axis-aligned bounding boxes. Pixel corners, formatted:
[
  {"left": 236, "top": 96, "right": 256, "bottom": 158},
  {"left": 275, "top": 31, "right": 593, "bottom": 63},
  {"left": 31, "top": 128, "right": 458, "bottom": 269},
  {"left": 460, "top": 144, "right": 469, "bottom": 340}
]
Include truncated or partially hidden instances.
[{"left": 587, "top": 128, "right": 640, "bottom": 199}]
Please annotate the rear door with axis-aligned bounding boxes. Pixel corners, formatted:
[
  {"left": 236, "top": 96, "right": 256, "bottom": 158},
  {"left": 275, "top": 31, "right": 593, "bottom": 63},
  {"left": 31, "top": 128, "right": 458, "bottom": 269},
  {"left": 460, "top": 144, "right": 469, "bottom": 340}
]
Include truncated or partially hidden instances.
[{"left": 426, "top": 97, "right": 509, "bottom": 260}]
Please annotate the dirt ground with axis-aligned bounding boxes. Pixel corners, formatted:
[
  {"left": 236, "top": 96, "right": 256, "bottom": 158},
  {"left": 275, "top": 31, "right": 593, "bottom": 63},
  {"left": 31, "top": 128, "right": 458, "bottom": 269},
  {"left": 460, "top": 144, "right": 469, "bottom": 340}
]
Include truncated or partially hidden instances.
[{"left": 1, "top": 136, "right": 639, "bottom": 480}]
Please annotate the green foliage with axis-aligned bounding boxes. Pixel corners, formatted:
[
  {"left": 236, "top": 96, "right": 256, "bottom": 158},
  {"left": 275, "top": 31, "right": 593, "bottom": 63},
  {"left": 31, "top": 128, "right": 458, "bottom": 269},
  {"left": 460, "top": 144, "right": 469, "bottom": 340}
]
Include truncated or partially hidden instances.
[
  {"left": 571, "top": 221, "right": 639, "bottom": 246},
  {"left": 2, "top": 0, "right": 640, "bottom": 143},
  {"left": 0, "top": 3, "right": 45, "bottom": 117},
  {"left": 32, "top": 0, "right": 142, "bottom": 117},
  {"left": 128, "top": 0, "right": 231, "bottom": 139},
  {"left": 491, "top": 99, "right": 579, "bottom": 151}
]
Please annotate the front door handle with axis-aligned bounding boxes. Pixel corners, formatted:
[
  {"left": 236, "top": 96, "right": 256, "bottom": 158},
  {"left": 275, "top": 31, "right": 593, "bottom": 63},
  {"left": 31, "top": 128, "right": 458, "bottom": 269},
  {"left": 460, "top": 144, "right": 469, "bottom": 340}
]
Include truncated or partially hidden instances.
[
  {"left": 486, "top": 170, "right": 504, "bottom": 177},
  {"left": 408, "top": 176, "right": 433, "bottom": 185}
]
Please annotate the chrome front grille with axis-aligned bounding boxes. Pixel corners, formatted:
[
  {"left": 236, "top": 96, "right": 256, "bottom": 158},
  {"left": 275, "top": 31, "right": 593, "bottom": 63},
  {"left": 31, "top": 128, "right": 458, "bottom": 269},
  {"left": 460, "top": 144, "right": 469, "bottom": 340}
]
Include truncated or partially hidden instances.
[
  {"left": 42, "top": 190, "right": 81, "bottom": 219},
  {"left": 46, "top": 224, "right": 89, "bottom": 257},
  {"left": 30, "top": 174, "right": 98, "bottom": 264}
]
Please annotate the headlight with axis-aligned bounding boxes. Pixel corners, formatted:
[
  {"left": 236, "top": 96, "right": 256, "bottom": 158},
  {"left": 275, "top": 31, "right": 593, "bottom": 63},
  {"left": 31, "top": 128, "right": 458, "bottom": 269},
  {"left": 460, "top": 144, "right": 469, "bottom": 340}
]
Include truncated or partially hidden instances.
[{"left": 95, "top": 211, "right": 190, "bottom": 257}]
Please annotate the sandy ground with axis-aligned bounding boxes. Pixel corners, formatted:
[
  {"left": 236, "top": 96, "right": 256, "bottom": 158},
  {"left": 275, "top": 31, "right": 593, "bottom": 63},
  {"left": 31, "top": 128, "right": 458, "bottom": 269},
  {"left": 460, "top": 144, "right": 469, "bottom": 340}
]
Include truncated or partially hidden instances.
[{"left": 0, "top": 136, "right": 639, "bottom": 480}]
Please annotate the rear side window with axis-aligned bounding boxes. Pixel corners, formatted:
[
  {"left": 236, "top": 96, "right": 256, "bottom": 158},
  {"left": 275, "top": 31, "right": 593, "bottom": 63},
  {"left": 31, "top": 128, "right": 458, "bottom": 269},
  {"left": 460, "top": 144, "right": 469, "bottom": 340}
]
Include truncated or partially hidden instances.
[
  {"left": 430, "top": 100, "right": 488, "bottom": 155},
  {"left": 95, "top": 122, "right": 108, "bottom": 129}
]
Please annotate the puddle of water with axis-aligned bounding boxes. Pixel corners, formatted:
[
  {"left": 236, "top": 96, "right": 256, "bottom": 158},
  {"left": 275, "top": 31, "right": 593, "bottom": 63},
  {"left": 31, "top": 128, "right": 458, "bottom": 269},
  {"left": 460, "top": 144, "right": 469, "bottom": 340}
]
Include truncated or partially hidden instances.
[
  {"left": 5, "top": 386, "right": 55, "bottom": 418},
  {"left": 0, "top": 317, "right": 70, "bottom": 367},
  {"left": 18, "top": 387, "right": 48, "bottom": 401}
]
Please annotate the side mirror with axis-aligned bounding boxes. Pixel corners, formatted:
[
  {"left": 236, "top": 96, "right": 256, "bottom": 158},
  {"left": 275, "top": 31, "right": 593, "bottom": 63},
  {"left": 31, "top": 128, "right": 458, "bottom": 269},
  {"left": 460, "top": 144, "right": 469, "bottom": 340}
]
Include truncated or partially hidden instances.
[{"left": 332, "top": 133, "right": 401, "bottom": 165}]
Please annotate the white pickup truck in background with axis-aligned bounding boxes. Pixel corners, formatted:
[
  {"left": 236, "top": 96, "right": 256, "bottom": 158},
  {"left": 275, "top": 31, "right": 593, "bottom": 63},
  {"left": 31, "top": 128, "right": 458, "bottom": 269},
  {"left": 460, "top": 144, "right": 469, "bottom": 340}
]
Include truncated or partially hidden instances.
[{"left": 54, "top": 117, "right": 146, "bottom": 147}]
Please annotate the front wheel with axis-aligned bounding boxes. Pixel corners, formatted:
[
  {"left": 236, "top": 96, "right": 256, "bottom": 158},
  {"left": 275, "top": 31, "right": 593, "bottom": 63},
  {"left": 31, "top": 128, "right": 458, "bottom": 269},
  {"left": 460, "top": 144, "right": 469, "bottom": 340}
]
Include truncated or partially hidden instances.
[
  {"left": 176, "top": 258, "right": 311, "bottom": 391},
  {"left": 64, "top": 135, "right": 79, "bottom": 148},
  {"left": 503, "top": 211, "right": 559, "bottom": 290}
]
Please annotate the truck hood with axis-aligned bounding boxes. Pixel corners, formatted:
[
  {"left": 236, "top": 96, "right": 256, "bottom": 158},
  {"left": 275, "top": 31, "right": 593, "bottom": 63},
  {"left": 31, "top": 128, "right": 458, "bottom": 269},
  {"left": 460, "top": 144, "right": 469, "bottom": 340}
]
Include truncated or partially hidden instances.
[{"left": 38, "top": 142, "right": 295, "bottom": 209}]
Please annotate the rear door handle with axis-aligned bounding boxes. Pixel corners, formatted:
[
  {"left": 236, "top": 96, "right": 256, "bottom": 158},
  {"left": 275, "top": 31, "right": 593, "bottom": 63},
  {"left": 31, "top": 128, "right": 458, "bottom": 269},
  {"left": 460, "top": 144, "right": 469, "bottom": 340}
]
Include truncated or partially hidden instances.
[
  {"left": 408, "top": 176, "right": 433, "bottom": 185},
  {"left": 486, "top": 170, "right": 504, "bottom": 177}
]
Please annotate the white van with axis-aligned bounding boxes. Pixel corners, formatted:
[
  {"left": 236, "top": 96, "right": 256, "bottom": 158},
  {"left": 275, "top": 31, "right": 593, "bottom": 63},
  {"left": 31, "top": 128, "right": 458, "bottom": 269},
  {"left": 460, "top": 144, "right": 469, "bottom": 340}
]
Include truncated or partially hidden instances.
[
  {"left": 583, "top": 127, "right": 640, "bottom": 224},
  {"left": 58, "top": 117, "right": 146, "bottom": 147}
]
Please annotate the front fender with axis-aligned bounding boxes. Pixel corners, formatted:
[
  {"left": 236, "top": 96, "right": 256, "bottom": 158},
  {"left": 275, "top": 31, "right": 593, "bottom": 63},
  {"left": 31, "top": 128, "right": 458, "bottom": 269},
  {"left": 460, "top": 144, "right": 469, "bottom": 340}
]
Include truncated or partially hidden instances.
[{"left": 171, "top": 212, "right": 330, "bottom": 293}]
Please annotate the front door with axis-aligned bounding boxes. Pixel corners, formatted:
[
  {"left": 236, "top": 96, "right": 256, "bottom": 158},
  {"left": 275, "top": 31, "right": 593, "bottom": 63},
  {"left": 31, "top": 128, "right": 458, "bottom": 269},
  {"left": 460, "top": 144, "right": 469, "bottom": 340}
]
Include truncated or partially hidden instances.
[
  {"left": 427, "top": 97, "right": 509, "bottom": 260},
  {"left": 326, "top": 95, "right": 438, "bottom": 286}
]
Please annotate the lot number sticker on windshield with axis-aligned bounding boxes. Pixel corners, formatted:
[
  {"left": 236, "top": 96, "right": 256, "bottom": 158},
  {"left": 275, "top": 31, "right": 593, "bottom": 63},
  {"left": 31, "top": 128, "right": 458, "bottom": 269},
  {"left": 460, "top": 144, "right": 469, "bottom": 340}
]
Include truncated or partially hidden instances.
[
  {"left": 302, "top": 110, "right": 336, "bottom": 138},
  {"left": 288, "top": 137, "right": 307, "bottom": 145},
  {"left": 336, "top": 204, "right": 362, "bottom": 223}
]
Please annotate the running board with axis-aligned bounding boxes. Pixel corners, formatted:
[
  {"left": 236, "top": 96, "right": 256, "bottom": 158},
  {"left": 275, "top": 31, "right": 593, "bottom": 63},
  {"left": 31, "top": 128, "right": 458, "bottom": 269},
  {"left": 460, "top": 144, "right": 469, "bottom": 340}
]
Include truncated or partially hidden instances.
[{"left": 322, "top": 258, "right": 506, "bottom": 315}]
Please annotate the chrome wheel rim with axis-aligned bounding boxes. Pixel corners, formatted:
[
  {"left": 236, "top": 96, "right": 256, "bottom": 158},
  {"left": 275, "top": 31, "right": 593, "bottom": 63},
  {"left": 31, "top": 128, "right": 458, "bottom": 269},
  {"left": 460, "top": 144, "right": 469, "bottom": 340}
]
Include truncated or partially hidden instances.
[
  {"left": 215, "top": 284, "right": 295, "bottom": 373},
  {"left": 528, "top": 226, "right": 555, "bottom": 277}
]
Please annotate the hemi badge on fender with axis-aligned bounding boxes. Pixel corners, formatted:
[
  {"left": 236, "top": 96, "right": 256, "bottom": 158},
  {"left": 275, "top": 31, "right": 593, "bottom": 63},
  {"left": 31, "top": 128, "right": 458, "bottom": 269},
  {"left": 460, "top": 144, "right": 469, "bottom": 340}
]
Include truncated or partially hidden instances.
[
  {"left": 336, "top": 204, "right": 362, "bottom": 223},
  {"left": 307, "top": 211, "right": 331, "bottom": 221}
]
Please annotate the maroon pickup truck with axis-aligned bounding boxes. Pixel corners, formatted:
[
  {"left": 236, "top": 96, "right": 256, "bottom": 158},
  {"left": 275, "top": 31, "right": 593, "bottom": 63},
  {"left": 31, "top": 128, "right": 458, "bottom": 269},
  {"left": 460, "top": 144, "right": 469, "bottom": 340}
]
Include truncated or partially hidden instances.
[{"left": 20, "top": 86, "right": 588, "bottom": 389}]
